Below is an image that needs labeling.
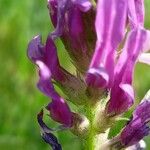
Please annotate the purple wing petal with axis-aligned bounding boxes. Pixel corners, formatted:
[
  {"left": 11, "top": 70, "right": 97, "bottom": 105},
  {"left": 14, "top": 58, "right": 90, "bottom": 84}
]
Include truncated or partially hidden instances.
[
  {"left": 48, "top": 0, "right": 95, "bottom": 74},
  {"left": 36, "top": 60, "right": 72, "bottom": 126},
  {"left": 107, "top": 28, "right": 147, "bottom": 116},
  {"left": 27, "top": 35, "right": 45, "bottom": 63},
  {"left": 128, "top": 0, "right": 145, "bottom": 29},
  {"left": 86, "top": 0, "right": 128, "bottom": 88},
  {"left": 73, "top": 0, "right": 92, "bottom": 12},
  {"left": 45, "top": 36, "right": 66, "bottom": 81},
  {"left": 120, "top": 91, "right": 150, "bottom": 147}
]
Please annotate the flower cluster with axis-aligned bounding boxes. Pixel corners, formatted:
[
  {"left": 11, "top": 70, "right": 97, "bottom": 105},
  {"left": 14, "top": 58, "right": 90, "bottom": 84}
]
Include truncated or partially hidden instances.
[{"left": 27, "top": 0, "right": 150, "bottom": 149}]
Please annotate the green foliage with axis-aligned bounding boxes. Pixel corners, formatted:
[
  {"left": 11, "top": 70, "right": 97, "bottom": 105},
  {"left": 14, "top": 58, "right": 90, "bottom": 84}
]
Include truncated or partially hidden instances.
[{"left": 0, "top": 0, "right": 150, "bottom": 149}]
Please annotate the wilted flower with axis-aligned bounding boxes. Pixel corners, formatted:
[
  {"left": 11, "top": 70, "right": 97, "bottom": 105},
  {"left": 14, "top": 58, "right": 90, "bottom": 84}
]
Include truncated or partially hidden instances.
[{"left": 28, "top": 0, "right": 150, "bottom": 149}]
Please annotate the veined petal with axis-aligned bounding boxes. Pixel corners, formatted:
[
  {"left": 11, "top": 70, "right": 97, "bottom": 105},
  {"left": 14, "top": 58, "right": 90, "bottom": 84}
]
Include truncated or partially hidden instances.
[
  {"left": 120, "top": 90, "right": 150, "bottom": 147},
  {"left": 86, "top": 0, "right": 128, "bottom": 88},
  {"left": 128, "top": 0, "right": 145, "bottom": 29},
  {"left": 107, "top": 28, "right": 147, "bottom": 116}
]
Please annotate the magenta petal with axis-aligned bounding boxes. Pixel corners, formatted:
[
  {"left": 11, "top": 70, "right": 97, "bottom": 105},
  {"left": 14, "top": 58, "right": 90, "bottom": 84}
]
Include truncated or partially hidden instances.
[
  {"left": 120, "top": 92, "right": 150, "bottom": 147},
  {"left": 107, "top": 84, "right": 134, "bottom": 115},
  {"left": 107, "top": 29, "right": 147, "bottom": 115},
  {"left": 86, "top": 67, "right": 109, "bottom": 88},
  {"left": 86, "top": 0, "right": 128, "bottom": 88},
  {"left": 128, "top": 0, "right": 145, "bottom": 29}
]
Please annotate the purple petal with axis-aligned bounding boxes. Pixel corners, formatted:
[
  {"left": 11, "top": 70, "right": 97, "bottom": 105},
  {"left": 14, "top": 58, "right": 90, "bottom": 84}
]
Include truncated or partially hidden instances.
[
  {"left": 107, "top": 28, "right": 147, "bottom": 115},
  {"left": 86, "top": 67, "right": 109, "bottom": 88},
  {"left": 27, "top": 35, "right": 45, "bottom": 63},
  {"left": 86, "top": 0, "right": 128, "bottom": 88},
  {"left": 37, "top": 110, "right": 62, "bottom": 150},
  {"left": 107, "top": 84, "right": 134, "bottom": 115},
  {"left": 48, "top": 0, "right": 95, "bottom": 74},
  {"left": 128, "top": 0, "right": 145, "bottom": 29},
  {"left": 36, "top": 60, "right": 72, "bottom": 126},
  {"left": 120, "top": 91, "right": 150, "bottom": 147},
  {"left": 45, "top": 36, "right": 66, "bottom": 81},
  {"left": 42, "top": 132, "right": 62, "bottom": 150},
  {"left": 46, "top": 101, "right": 72, "bottom": 126}
]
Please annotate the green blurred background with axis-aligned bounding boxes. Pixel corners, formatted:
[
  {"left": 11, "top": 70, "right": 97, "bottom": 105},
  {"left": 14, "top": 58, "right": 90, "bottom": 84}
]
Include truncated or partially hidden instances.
[{"left": 0, "top": 0, "right": 150, "bottom": 149}]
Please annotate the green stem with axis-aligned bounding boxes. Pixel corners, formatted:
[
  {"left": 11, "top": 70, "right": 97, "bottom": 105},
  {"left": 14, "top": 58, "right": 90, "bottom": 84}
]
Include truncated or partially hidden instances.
[
  {"left": 84, "top": 104, "right": 95, "bottom": 150},
  {"left": 84, "top": 104, "right": 110, "bottom": 150}
]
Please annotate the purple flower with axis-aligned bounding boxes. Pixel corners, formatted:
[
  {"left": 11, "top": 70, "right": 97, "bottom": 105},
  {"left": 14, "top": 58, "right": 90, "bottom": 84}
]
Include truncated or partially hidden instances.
[
  {"left": 86, "top": 0, "right": 128, "bottom": 88},
  {"left": 120, "top": 91, "right": 150, "bottom": 147},
  {"left": 27, "top": 0, "right": 150, "bottom": 149},
  {"left": 86, "top": 0, "right": 146, "bottom": 89},
  {"left": 106, "top": 28, "right": 148, "bottom": 116},
  {"left": 128, "top": 0, "right": 145, "bottom": 29},
  {"left": 48, "top": 0, "right": 95, "bottom": 74},
  {"left": 37, "top": 110, "right": 62, "bottom": 150},
  {"left": 27, "top": 35, "right": 72, "bottom": 126}
]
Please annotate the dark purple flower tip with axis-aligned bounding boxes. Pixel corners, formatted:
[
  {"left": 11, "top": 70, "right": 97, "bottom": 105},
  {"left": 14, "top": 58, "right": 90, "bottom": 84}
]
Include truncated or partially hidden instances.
[
  {"left": 120, "top": 92, "right": 150, "bottom": 147},
  {"left": 27, "top": 35, "right": 44, "bottom": 63},
  {"left": 37, "top": 110, "right": 62, "bottom": 150},
  {"left": 46, "top": 100, "right": 73, "bottom": 127},
  {"left": 42, "top": 132, "right": 62, "bottom": 150},
  {"left": 86, "top": 67, "right": 109, "bottom": 88}
]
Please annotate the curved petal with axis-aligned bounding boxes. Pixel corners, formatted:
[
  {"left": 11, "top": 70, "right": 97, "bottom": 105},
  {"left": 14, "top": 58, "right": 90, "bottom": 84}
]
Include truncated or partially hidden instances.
[
  {"left": 73, "top": 0, "right": 92, "bottom": 12},
  {"left": 107, "top": 28, "right": 147, "bottom": 116},
  {"left": 128, "top": 0, "right": 145, "bottom": 29},
  {"left": 120, "top": 90, "right": 150, "bottom": 147},
  {"left": 107, "top": 84, "right": 134, "bottom": 115},
  {"left": 36, "top": 60, "right": 72, "bottom": 126},
  {"left": 27, "top": 35, "right": 45, "bottom": 63},
  {"left": 37, "top": 110, "right": 62, "bottom": 150},
  {"left": 86, "top": 0, "right": 128, "bottom": 88}
]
